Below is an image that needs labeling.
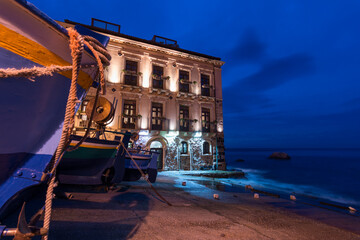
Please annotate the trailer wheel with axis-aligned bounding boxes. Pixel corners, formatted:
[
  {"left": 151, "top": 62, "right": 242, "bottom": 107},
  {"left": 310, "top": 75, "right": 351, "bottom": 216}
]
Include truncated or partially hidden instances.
[{"left": 147, "top": 169, "right": 157, "bottom": 183}]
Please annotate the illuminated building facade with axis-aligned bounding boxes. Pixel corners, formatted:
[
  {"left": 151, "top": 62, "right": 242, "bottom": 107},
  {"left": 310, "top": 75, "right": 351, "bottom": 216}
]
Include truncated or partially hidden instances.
[{"left": 60, "top": 19, "right": 226, "bottom": 170}]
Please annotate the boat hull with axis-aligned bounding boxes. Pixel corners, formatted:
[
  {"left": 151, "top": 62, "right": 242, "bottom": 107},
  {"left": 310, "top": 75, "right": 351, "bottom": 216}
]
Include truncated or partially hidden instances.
[
  {"left": 0, "top": 0, "right": 109, "bottom": 220},
  {"left": 123, "top": 150, "right": 159, "bottom": 183},
  {"left": 57, "top": 134, "right": 130, "bottom": 185}
]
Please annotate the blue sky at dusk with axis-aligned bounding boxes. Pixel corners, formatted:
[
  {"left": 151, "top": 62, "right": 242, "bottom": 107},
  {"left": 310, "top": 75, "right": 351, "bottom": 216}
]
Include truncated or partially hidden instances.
[{"left": 30, "top": 0, "right": 360, "bottom": 149}]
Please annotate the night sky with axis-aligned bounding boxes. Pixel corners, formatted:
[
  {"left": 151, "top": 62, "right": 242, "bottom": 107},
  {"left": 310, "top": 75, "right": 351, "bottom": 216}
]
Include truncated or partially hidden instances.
[{"left": 30, "top": 0, "right": 360, "bottom": 149}]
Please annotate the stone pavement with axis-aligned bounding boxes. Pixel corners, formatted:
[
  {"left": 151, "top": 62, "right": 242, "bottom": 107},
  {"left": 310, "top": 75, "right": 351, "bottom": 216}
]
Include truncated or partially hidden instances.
[{"left": 41, "top": 174, "right": 360, "bottom": 240}]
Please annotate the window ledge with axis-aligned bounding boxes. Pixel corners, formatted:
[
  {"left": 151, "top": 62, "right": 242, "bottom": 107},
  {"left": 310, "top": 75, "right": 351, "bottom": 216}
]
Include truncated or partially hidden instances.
[
  {"left": 149, "top": 88, "right": 171, "bottom": 95},
  {"left": 120, "top": 84, "right": 142, "bottom": 92}
]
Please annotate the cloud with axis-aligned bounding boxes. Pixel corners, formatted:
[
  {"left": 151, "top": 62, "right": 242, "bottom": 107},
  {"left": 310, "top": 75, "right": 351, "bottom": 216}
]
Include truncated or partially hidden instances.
[
  {"left": 222, "top": 88, "right": 275, "bottom": 116},
  {"left": 223, "top": 53, "right": 315, "bottom": 114},
  {"left": 226, "top": 29, "right": 267, "bottom": 64},
  {"left": 239, "top": 53, "right": 315, "bottom": 91}
]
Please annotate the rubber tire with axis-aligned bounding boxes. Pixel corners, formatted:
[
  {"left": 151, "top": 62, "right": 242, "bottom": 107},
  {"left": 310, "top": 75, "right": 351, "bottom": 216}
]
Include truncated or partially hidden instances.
[{"left": 147, "top": 168, "right": 158, "bottom": 183}]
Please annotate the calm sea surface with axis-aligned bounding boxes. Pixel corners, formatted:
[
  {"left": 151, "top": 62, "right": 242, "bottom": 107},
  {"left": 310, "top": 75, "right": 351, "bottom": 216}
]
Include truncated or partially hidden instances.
[{"left": 226, "top": 148, "right": 360, "bottom": 208}]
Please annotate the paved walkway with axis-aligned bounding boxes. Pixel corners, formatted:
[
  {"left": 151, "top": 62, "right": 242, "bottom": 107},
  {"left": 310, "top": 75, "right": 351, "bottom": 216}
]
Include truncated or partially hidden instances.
[{"left": 42, "top": 174, "right": 360, "bottom": 240}]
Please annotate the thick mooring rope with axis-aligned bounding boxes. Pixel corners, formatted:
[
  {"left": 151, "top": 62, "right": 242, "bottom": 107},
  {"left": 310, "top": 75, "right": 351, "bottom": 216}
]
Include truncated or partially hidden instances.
[
  {"left": 0, "top": 65, "right": 72, "bottom": 80},
  {"left": 42, "top": 28, "right": 84, "bottom": 240},
  {"left": 83, "top": 37, "right": 108, "bottom": 94},
  {"left": 41, "top": 29, "right": 111, "bottom": 240},
  {"left": 119, "top": 141, "right": 172, "bottom": 206}
]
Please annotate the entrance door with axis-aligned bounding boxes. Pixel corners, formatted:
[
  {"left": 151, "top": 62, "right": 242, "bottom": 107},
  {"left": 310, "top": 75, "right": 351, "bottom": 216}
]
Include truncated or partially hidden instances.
[
  {"left": 150, "top": 140, "right": 164, "bottom": 170},
  {"left": 151, "top": 148, "right": 163, "bottom": 170}
]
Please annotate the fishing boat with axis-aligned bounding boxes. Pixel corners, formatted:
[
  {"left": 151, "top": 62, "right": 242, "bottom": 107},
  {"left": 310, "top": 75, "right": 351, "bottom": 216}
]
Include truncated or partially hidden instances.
[
  {"left": 57, "top": 95, "right": 131, "bottom": 186},
  {"left": 57, "top": 133, "right": 130, "bottom": 185},
  {"left": 123, "top": 149, "right": 159, "bottom": 183},
  {"left": 0, "top": 0, "right": 110, "bottom": 235}
]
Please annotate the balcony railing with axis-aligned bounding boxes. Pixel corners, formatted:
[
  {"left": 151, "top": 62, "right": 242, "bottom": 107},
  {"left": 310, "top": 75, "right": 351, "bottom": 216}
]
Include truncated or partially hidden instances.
[
  {"left": 179, "top": 83, "right": 189, "bottom": 93},
  {"left": 91, "top": 18, "right": 120, "bottom": 34},
  {"left": 178, "top": 119, "right": 200, "bottom": 132},
  {"left": 124, "top": 74, "right": 138, "bottom": 86},
  {"left": 152, "top": 78, "right": 164, "bottom": 89},
  {"left": 201, "top": 121, "right": 217, "bottom": 133},
  {"left": 123, "top": 70, "right": 141, "bottom": 86},
  {"left": 119, "top": 115, "right": 141, "bottom": 130},
  {"left": 179, "top": 119, "right": 190, "bottom": 131},
  {"left": 201, "top": 87, "right": 210, "bottom": 97},
  {"left": 151, "top": 35, "right": 179, "bottom": 48},
  {"left": 150, "top": 117, "right": 170, "bottom": 131},
  {"left": 122, "top": 116, "right": 136, "bottom": 129}
]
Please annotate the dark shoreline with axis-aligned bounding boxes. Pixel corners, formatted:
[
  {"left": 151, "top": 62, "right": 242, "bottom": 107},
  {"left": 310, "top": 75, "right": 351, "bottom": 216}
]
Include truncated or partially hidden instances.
[
  {"left": 176, "top": 170, "right": 359, "bottom": 216},
  {"left": 162, "top": 171, "right": 360, "bottom": 236},
  {"left": 227, "top": 147, "right": 360, "bottom": 151},
  {"left": 180, "top": 170, "right": 245, "bottom": 179}
]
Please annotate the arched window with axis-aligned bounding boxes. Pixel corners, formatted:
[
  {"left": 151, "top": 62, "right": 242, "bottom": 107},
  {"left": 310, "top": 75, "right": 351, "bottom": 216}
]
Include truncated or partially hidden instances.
[
  {"left": 203, "top": 141, "right": 210, "bottom": 154},
  {"left": 180, "top": 141, "right": 188, "bottom": 154}
]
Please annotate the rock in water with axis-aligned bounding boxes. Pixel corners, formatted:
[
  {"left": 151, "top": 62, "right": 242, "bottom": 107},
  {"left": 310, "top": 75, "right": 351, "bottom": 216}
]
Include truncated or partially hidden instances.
[{"left": 269, "top": 152, "right": 291, "bottom": 160}]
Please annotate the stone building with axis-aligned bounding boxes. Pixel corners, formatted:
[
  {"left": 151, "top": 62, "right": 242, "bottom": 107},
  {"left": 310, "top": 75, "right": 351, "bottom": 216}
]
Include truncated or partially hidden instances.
[{"left": 59, "top": 19, "right": 226, "bottom": 170}]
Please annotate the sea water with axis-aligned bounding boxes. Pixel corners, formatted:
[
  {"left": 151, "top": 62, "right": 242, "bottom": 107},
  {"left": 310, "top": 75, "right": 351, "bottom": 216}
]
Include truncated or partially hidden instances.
[{"left": 226, "top": 148, "right": 360, "bottom": 208}]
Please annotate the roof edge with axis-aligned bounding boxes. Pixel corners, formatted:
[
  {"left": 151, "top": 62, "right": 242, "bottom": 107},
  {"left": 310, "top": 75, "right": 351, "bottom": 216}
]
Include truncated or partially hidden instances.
[{"left": 63, "top": 19, "right": 222, "bottom": 61}]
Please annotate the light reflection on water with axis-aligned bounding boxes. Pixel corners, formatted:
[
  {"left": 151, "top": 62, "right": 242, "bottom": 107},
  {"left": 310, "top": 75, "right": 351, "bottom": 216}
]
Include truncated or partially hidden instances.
[{"left": 226, "top": 148, "right": 360, "bottom": 208}]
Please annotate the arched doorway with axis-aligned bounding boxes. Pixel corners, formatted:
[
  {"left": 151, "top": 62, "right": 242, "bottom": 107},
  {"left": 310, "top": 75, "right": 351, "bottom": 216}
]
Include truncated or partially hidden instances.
[{"left": 149, "top": 140, "right": 165, "bottom": 170}]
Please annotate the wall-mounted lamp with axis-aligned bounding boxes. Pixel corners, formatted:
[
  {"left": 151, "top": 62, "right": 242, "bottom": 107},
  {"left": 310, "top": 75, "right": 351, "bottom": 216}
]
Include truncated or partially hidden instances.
[{"left": 118, "top": 51, "right": 122, "bottom": 56}]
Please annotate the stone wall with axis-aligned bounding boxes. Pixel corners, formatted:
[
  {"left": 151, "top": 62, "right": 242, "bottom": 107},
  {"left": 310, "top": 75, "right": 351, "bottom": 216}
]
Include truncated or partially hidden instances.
[
  {"left": 189, "top": 138, "right": 214, "bottom": 170},
  {"left": 136, "top": 133, "right": 218, "bottom": 171},
  {"left": 165, "top": 138, "right": 179, "bottom": 170},
  {"left": 180, "top": 155, "right": 190, "bottom": 170}
]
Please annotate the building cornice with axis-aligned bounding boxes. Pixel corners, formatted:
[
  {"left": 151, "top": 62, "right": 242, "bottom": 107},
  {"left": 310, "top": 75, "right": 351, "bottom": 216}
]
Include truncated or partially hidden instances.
[
  {"left": 60, "top": 20, "right": 225, "bottom": 67},
  {"left": 108, "top": 37, "right": 225, "bottom": 67}
]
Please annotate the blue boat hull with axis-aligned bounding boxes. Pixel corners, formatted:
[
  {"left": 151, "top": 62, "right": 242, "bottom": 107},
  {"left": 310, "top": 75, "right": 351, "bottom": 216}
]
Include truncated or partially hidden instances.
[
  {"left": 0, "top": 51, "right": 87, "bottom": 218},
  {"left": 123, "top": 150, "right": 159, "bottom": 183},
  {"left": 57, "top": 134, "right": 130, "bottom": 185},
  {"left": 0, "top": 0, "right": 110, "bottom": 221}
]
